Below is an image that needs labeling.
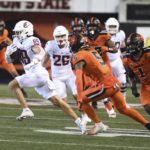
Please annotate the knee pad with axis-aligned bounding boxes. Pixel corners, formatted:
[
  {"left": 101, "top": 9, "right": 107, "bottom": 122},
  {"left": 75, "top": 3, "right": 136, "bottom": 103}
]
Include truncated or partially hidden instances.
[{"left": 144, "top": 104, "right": 150, "bottom": 115}]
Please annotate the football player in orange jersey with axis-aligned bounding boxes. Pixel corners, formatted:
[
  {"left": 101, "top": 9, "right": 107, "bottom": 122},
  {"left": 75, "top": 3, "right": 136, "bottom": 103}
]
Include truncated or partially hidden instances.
[
  {"left": 124, "top": 33, "right": 150, "bottom": 115},
  {"left": 0, "top": 19, "right": 27, "bottom": 97},
  {"left": 71, "top": 33, "right": 150, "bottom": 135},
  {"left": 70, "top": 17, "right": 116, "bottom": 118},
  {"left": 85, "top": 17, "right": 117, "bottom": 116}
]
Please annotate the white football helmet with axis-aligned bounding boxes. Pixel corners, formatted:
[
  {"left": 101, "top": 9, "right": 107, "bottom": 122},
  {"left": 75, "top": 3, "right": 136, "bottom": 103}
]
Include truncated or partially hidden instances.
[
  {"left": 105, "top": 17, "right": 119, "bottom": 35},
  {"left": 13, "top": 20, "right": 33, "bottom": 41},
  {"left": 53, "top": 25, "right": 68, "bottom": 46}
]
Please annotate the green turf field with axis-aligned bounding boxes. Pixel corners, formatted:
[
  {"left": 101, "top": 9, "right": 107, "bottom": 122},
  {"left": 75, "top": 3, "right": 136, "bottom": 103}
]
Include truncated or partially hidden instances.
[{"left": 0, "top": 84, "right": 150, "bottom": 150}]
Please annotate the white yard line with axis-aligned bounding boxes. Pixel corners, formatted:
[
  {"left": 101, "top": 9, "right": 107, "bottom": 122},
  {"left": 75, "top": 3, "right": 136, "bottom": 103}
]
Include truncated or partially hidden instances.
[
  {"left": 0, "top": 139, "right": 149, "bottom": 149},
  {"left": 35, "top": 128, "right": 150, "bottom": 138}
]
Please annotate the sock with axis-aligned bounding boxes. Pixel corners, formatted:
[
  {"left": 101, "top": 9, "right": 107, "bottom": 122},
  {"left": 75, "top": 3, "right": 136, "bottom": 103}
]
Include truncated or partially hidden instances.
[{"left": 104, "top": 102, "right": 113, "bottom": 111}]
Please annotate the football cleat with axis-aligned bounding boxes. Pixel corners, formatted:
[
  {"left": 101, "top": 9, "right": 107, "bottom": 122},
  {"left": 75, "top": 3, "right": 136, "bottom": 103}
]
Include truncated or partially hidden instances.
[
  {"left": 106, "top": 108, "right": 117, "bottom": 118},
  {"left": 16, "top": 109, "right": 34, "bottom": 121},
  {"left": 145, "top": 123, "right": 150, "bottom": 131},
  {"left": 87, "top": 122, "right": 109, "bottom": 135},
  {"left": 75, "top": 117, "right": 87, "bottom": 134},
  {"left": 81, "top": 113, "right": 91, "bottom": 125}
]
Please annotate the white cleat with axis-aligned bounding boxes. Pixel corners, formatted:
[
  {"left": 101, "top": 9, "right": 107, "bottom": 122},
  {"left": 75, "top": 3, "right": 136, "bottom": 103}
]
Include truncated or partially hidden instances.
[
  {"left": 106, "top": 109, "right": 117, "bottom": 118},
  {"left": 87, "top": 122, "right": 109, "bottom": 135},
  {"left": 81, "top": 113, "right": 91, "bottom": 125},
  {"left": 75, "top": 117, "right": 87, "bottom": 134},
  {"left": 16, "top": 109, "right": 34, "bottom": 121}
]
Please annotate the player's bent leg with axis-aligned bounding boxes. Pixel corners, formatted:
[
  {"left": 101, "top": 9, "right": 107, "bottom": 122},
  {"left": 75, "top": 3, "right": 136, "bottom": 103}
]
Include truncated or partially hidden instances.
[
  {"left": 3, "top": 62, "right": 28, "bottom": 98},
  {"left": 111, "top": 91, "right": 150, "bottom": 130},
  {"left": 81, "top": 102, "right": 109, "bottom": 135},
  {"left": 8, "top": 79, "right": 34, "bottom": 121},
  {"left": 49, "top": 95, "right": 86, "bottom": 134},
  {"left": 144, "top": 104, "right": 150, "bottom": 115},
  {"left": 8, "top": 79, "right": 28, "bottom": 108}
]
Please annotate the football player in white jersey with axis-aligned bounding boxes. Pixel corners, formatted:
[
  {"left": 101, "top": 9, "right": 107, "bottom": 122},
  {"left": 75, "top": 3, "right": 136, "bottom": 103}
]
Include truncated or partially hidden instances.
[
  {"left": 43, "top": 25, "right": 91, "bottom": 124},
  {"left": 43, "top": 25, "right": 77, "bottom": 103},
  {"left": 5, "top": 20, "right": 86, "bottom": 134},
  {"left": 105, "top": 17, "right": 127, "bottom": 102}
]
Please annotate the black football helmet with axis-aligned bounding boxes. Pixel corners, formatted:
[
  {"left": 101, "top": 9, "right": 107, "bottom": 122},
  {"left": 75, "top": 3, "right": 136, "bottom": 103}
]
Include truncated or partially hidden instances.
[
  {"left": 86, "top": 17, "right": 101, "bottom": 39},
  {"left": 71, "top": 17, "right": 85, "bottom": 33},
  {"left": 69, "top": 33, "right": 85, "bottom": 53},
  {"left": 126, "top": 33, "right": 144, "bottom": 59}
]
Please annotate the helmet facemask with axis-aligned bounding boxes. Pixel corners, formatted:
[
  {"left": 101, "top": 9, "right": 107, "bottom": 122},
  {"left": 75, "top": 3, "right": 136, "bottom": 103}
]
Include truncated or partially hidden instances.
[
  {"left": 105, "top": 17, "right": 119, "bottom": 35},
  {"left": 86, "top": 17, "right": 101, "bottom": 39},
  {"left": 127, "top": 33, "right": 144, "bottom": 60}
]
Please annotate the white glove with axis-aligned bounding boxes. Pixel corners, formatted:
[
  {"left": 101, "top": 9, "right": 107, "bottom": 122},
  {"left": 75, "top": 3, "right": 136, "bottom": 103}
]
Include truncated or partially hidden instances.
[
  {"left": 13, "top": 37, "right": 24, "bottom": 50},
  {"left": 6, "top": 44, "right": 18, "bottom": 56},
  {"left": 5, "top": 44, "right": 17, "bottom": 63},
  {"left": 5, "top": 52, "right": 12, "bottom": 63}
]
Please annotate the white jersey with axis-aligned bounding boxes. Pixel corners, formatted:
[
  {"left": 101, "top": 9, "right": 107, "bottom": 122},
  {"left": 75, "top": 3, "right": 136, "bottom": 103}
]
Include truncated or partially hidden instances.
[
  {"left": 19, "top": 36, "right": 46, "bottom": 74},
  {"left": 45, "top": 40, "right": 73, "bottom": 78},
  {"left": 45, "top": 40, "right": 77, "bottom": 99},
  {"left": 13, "top": 36, "right": 57, "bottom": 100},
  {"left": 107, "top": 30, "right": 126, "bottom": 85},
  {"left": 107, "top": 30, "right": 126, "bottom": 61}
]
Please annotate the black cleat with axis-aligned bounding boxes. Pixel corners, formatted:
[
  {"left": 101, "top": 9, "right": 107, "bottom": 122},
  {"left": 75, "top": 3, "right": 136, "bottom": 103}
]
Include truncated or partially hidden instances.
[{"left": 145, "top": 123, "right": 150, "bottom": 131}]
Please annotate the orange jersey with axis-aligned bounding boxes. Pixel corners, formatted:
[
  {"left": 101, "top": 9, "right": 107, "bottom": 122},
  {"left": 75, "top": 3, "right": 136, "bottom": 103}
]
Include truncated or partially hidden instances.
[
  {"left": 124, "top": 49, "right": 150, "bottom": 85},
  {"left": 0, "top": 29, "right": 8, "bottom": 43},
  {"left": 0, "top": 29, "right": 14, "bottom": 72},
  {"left": 87, "top": 32, "right": 112, "bottom": 69},
  {"left": 72, "top": 47, "right": 118, "bottom": 88}
]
